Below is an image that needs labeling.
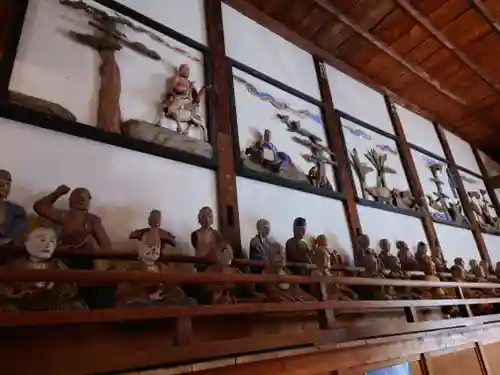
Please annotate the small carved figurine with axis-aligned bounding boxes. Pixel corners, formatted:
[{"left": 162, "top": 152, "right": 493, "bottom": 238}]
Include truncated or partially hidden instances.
[
  {"left": 249, "top": 219, "right": 272, "bottom": 263},
  {"left": 313, "top": 234, "right": 346, "bottom": 269},
  {"left": 419, "top": 256, "right": 449, "bottom": 300},
  {"left": 161, "top": 64, "right": 208, "bottom": 141},
  {"left": 263, "top": 243, "right": 316, "bottom": 302},
  {"left": 116, "top": 235, "right": 196, "bottom": 307},
  {"left": 0, "top": 227, "right": 87, "bottom": 312},
  {"left": 285, "top": 217, "right": 311, "bottom": 274},
  {"left": 129, "top": 210, "right": 176, "bottom": 251},
  {"left": 431, "top": 246, "right": 447, "bottom": 272},
  {"left": 310, "top": 250, "right": 358, "bottom": 301},
  {"left": 359, "top": 253, "right": 396, "bottom": 300},
  {"left": 0, "top": 170, "right": 28, "bottom": 247},
  {"left": 356, "top": 234, "right": 383, "bottom": 269},
  {"left": 385, "top": 256, "right": 420, "bottom": 300},
  {"left": 33, "top": 185, "right": 112, "bottom": 269},
  {"left": 190, "top": 206, "right": 223, "bottom": 258},
  {"left": 396, "top": 241, "right": 419, "bottom": 271},
  {"left": 378, "top": 238, "right": 393, "bottom": 269},
  {"left": 415, "top": 241, "right": 429, "bottom": 271}
]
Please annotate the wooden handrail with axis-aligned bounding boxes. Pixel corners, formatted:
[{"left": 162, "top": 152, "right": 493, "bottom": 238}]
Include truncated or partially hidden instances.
[
  {"left": 2, "top": 297, "right": 500, "bottom": 327},
  {"left": 1, "top": 267, "right": 500, "bottom": 288}
]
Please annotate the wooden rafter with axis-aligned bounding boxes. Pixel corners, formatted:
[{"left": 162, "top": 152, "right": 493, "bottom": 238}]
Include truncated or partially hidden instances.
[
  {"left": 394, "top": 0, "right": 500, "bottom": 95},
  {"left": 312, "top": 0, "right": 467, "bottom": 105},
  {"left": 471, "top": 0, "right": 500, "bottom": 35}
]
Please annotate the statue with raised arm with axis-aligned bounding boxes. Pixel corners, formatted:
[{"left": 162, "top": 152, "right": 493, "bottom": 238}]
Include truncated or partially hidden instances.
[
  {"left": 161, "top": 63, "right": 208, "bottom": 141},
  {"left": 0, "top": 170, "right": 28, "bottom": 248},
  {"left": 33, "top": 185, "right": 111, "bottom": 269}
]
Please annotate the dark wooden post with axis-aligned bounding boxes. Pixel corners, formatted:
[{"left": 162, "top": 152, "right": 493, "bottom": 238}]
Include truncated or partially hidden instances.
[
  {"left": 472, "top": 148, "right": 500, "bottom": 218},
  {"left": 313, "top": 57, "right": 362, "bottom": 264},
  {"left": 434, "top": 123, "right": 492, "bottom": 268},
  {"left": 204, "top": 0, "right": 242, "bottom": 257},
  {"left": 385, "top": 97, "right": 443, "bottom": 262}
]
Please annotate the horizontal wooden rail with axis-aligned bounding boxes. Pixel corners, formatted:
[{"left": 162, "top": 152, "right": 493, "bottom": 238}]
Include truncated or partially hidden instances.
[
  {"left": 2, "top": 298, "right": 500, "bottom": 327},
  {"left": 1, "top": 267, "right": 500, "bottom": 289}
]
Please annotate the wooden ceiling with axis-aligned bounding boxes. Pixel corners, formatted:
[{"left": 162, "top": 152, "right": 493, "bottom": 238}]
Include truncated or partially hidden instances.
[{"left": 225, "top": 0, "right": 500, "bottom": 160}]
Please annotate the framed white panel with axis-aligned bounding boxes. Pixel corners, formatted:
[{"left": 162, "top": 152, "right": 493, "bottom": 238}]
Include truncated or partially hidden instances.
[
  {"left": 116, "top": 0, "right": 207, "bottom": 45},
  {"left": 326, "top": 65, "right": 394, "bottom": 134},
  {"left": 395, "top": 105, "right": 444, "bottom": 157},
  {"left": 434, "top": 223, "right": 480, "bottom": 263},
  {"left": 342, "top": 118, "right": 408, "bottom": 199},
  {"left": 483, "top": 233, "right": 500, "bottom": 264},
  {"left": 237, "top": 177, "right": 352, "bottom": 263},
  {"left": 233, "top": 68, "right": 336, "bottom": 190},
  {"left": 10, "top": 0, "right": 206, "bottom": 140},
  {"left": 444, "top": 129, "right": 481, "bottom": 174},
  {"left": 410, "top": 149, "right": 463, "bottom": 220},
  {"left": 222, "top": 4, "right": 320, "bottom": 99},
  {"left": 0, "top": 119, "right": 217, "bottom": 255},
  {"left": 478, "top": 150, "right": 500, "bottom": 177},
  {"left": 357, "top": 205, "right": 427, "bottom": 254}
]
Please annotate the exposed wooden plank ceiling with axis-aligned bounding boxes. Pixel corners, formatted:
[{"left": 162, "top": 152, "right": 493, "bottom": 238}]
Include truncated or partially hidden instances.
[{"left": 225, "top": 0, "right": 500, "bottom": 161}]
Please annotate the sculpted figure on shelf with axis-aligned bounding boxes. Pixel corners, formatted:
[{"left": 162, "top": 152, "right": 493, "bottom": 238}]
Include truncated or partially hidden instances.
[
  {"left": 33, "top": 185, "right": 112, "bottom": 268},
  {"left": 310, "top": 250, "right": 357, "bottom": 301},
  {"left": 356, "top": 234, "right": 383, "bottom": 269},
  {"left": 0, "top": 227, "right": 87, "bottom": 312},
  {"left": 415, "top": 241, "right": 429, "bottom": 271},
  {"left": 378, "top": 238, "right": 393, "bottom": 269},
  {"left": 0, "top": 170, "right": 28, "bottom": 247},
  {"left": 161, "top": 64, "right": 208, "bottom": 141},
  {"left": 359, "top": 253, "right": 396, "bottom": 300},
  {"left": 396, "top": 240, "right": 419, "bottom": 271},
  {"left": 431, "top": 246, "right": 447, "bottom": 272},
  {"left": 116, "top": 234, "right": 196, "bottom": 307},
  {"left": 129, "top": 210, "right": 176, "bottom": 251},
  {"left": 285, "top": 217, "right": 311, "bottom": 275},
  {"left": 191, "top": 206, "right": 223, "bottom": 259},
  {"left": 419, "top": 256, "right": 450, "bottom": 300},
  {"left": 249, "top": 219, "right": 272, "bottom": 263},
  {"left": 263, "top": 243, "right": 316, "bottom": 302},
  {"left": 385, "top": 256, "right": 420, "bottom": 300},
  {"left": 313, "top": 234, "right": 346, "bottom": 270}
]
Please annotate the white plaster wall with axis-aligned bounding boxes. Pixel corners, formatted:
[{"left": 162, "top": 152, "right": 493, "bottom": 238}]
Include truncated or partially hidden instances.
[
  {"left": 326, "top": 65, "right": 394, "bottom": 134},
  {"left": 342, "top": 118, "right": 408, "bottom": 198},
  {"left": 233, "top": 68, "right": 336, "bottom": 189},
  {"left": 357, "top": 205, "right": 427, "bottom": 254},
  {"left": 483, "top": 233, "right": 500, "bottom": 264},
  {"left": 444, "top": 129, "right": 481, "bottom": 174},
  {"left": 0, "top": 119, "right": 218, "bottom": 255},
  {"left": 236, "top": 177, "right": 352, "bottom": 263},
  {"left": 10, "top": 0, "right": 206, "bottom": 139},
  {"left": 395, "top": 105, "right": 444, "bottom": 158},
  {"left": 410, "top": 149, "right": 462, "bottom": 217},
  {"left": 222, "top": 4, "right": 320, "bottom": 99},
  {"left": 434, "top": 223, "right": 480, "bottom": 263},
  {"left": 115, "top": 0, "right": 207, "bottom": 45}
]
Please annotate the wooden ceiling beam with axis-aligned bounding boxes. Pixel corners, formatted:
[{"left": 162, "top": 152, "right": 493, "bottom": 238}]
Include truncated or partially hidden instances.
[
  {"left": 471, "top": 0, "right": 500, "bottom": 35},
  {"left": 394, "top": 0, "right": 500, "bottom": 96},
  {"left": 312, "top": 0, "right": 467, "bottom": 105}
]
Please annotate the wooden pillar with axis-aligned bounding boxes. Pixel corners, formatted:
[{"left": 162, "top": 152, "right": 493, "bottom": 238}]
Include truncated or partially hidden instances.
[
  {"left": 385, "top": 97, "right": 443, "bottom": 261},
  {"left": 313, "top": 58, "right": 362, "bottom": 263},
  {"left": 472, "top": 148, "right": 500, "bottom": 218},
  {"left": 204, "top": 0, "right": 242, "bottom": 256},
  {"left": 434, "top": 124, "right": 492, "bottom": 268},
  {"left": 0, "top": 0, "right": 27, "bottom": 103}
]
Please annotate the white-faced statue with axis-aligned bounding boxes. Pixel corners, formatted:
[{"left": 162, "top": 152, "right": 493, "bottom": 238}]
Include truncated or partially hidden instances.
[
  {"left": 25, "top": 227, "right": 58, "bottom": 261},
  {"left": 137, "top": 235, "right": 161, "bottom": 265},
  {"left": 217, "top": 242, "right": 234, "bottom": 266}
]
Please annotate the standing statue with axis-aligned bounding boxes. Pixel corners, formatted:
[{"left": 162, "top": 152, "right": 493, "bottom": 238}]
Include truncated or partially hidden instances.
[
  {"left": 161, "top": 64, "right": 208, "bottom": 141},
  {"left": 190, "top": 206, "right": 223, "bottom": 258},
  {"left": 396, "top": 240, "right": 419, "bottom": 271},
  {"left": 0, "top": 170, "right": 28, "bottom": 247},
  {"left": 285, "top": 217, "right": 311, "bottom": 274},
  {"left": 0, "top": 227, "right": 87, "bottom": 312},
  {"left": 129, "top": 209, "right": 176, "bottom": 251}
]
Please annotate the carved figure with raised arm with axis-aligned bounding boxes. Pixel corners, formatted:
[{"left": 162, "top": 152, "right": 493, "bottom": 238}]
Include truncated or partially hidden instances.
[
  {"left": 0, "top": 170, "right": 28, "bottom": 248},
  {"left": 129, "top": 209, "right": 175, "bottom": 251},
  {"left": 263, "top": 243, "right": 316, "bottom": 302},
  {"left": 190, "top": 206, "right": 223, "bottom": 259},
  {"left": 0, "top": 227, "right": 87, "bottom": 312}
]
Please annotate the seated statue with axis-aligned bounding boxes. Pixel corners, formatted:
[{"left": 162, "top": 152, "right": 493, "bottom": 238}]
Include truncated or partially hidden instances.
[
  {"left": 469, "top": 259, "right": 485, "bottom": 279},
  {"left": 396, "top": 240, "right": 419, "bottom": 271},
  {"left": 378, "top": 238, "right": 393, "bottom": 270},
  {"left": 452, "top": 262, "right": 493, "bottom": 314},
  {"left": 418, "top": 256, "right": 450, "bottom": 300},
  {"left": 0, "top": 227, "right": 87, "bottom": 312},
  {"left": 314, "top": 234, "right": 347, "bottom": 268},
  {"left": 431, "top": 246, "right": 448, "bottom": 272},
  {"left": 116, "top": 233, "right": 196, "bottom": 307},
  {"left": 415, "top": 241, "right": 429, "bottom": 271},
  {"left": 310, "top": 249, "right": 357, "bottom": 301},
  {"left": 385, "top": 256, "right": 420, "bottom": 300},
  {"left": 129, "top": 210, "right": 175, "bottom": 251},
  {"left": 204, "top": 242, "right": 240, "bottom": 304},
  {"left": 0, "top": 169, "right": 28, "bottom": 248},
  {"left": 356, "top": 234, "right": 383, "bottom": 270},
  {"left": 190, "top": 206, "right": 223, "bottom": 259},
  {"left": 249, "top": 219, "right": 272, "bottom": 262},
  {"left": 263, "top": 243, "right": 316, "bottom": 302},
  {"left": 359, "top": 253, "right": 396, "bottom": 300},
  {"left": 285, "top": 217, "right": 312, "bottom": 275}
]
